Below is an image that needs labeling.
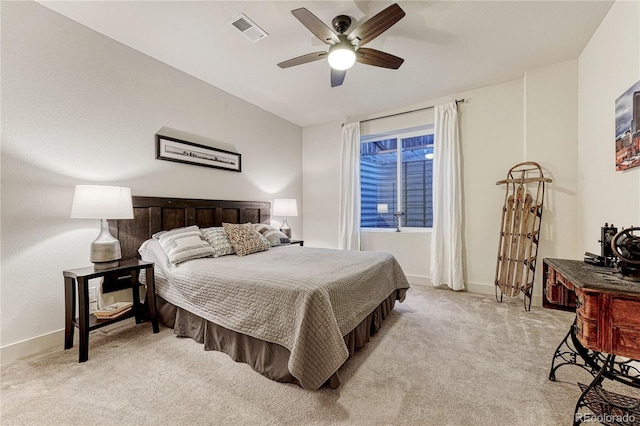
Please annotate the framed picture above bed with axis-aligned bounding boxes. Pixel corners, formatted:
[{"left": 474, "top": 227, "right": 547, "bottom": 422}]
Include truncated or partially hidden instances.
[{"left": 156, "top": 134, "right": 242, "bottom": 172}]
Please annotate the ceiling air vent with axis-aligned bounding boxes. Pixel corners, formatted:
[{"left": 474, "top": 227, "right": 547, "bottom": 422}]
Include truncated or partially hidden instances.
[{"left": 229, "top": 13, "right": 268, "bottom": 43}]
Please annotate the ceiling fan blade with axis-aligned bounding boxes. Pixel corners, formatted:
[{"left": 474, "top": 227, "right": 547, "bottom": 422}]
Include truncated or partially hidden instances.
[
  {"left": 278, "top": 51, "right": 328, "bottom": 68},
  {"left": 292, "top": 8, "right": 340, "bottom": 45},
  {"left": 348, "top": 3, "right": 405, "bottom": 46},
  {"left": 356, "top": 48, "right": 404, "bottom": 69},
  {"left": 331, "top": 68, "right": 347, "bottom": 87}
]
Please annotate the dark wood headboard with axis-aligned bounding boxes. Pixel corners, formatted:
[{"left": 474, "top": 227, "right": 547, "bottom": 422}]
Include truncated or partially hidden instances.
[{"left": 109, "top": 196, "right": 271, "bottom": 260}]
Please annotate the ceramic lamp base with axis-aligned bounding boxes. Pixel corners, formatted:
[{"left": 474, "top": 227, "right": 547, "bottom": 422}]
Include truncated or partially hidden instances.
[
  {"left": 90, "top": 219, "right": 122, "bottom": 269},
  {"left": 280, "top": 217, "right": 292, "bottom": 238}
]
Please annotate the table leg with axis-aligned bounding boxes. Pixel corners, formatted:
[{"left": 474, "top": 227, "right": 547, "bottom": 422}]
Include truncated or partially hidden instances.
[
  {"left": 146, "top": 266, "right": 159, "bottom": 333},
  {"left": 573, "top": 354, "right": 612, "bottom": 425},
  {"left": 77, "top": 277, "right": 90, "bottom": 362},
  {"left": 549, "top": 317, "right": 601, "bottom": 381},
  {"left": 64, "top": 276, "right": 75, "bottom": 349},
  {"left": 131, "top": 270, "right": 143, "bottom": 324}
]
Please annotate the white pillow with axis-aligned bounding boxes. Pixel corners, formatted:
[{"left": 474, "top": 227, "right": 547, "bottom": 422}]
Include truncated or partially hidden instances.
[
  {"left": 139, "top": 239, "right": 171, "bottom": 271},
  {"left": 157, "top": 225, "right": 215, "bottom": 265},
  {"left": 253, "top": 223, "right": 290, "bottom": 246}
]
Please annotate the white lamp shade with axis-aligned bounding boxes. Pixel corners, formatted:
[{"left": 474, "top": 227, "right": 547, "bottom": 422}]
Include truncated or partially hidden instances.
[
  {"left": 70, "top": 185, "right": 134, "bottom": 219},
  {"left": 377, "top": 203, "right": 389, "bottom": 214},
  {"left": 328, "top": 47, "right": 356, "bottom": 70},
  {"left": 273, "top": 199, "right": 298, "bottom": 217}
]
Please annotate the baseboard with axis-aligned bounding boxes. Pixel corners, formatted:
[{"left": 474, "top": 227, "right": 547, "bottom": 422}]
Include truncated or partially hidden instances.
[
  {"left": 0, "top": 319, "right": 136, "bottom": 366},
  {"left": 467, "top": 281, "right": 543, "bottom": 307},
  {"left": 1, "top": 329, "right": 64, "bottom": 365},
  {"left": 2, "top": 288, "right": 142, "bottom": 365},
  {"left": 406, "top": 274, "right": 429, "bottom": 286},
  {"left": 405, "top": 276, "right": 543, "bottom": 306},
  {"left": 467, "top": 281, "right": 494, "bottom": 296}
]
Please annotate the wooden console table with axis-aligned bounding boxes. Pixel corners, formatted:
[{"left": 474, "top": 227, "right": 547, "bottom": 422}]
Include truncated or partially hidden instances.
[{"left": 544, "top": 258, "right": 640, "bottom": 425}]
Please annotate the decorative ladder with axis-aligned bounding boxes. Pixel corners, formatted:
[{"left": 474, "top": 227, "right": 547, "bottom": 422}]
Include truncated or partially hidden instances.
[{"left": 494, "top": 162, "right": 552, "bottom": 311}]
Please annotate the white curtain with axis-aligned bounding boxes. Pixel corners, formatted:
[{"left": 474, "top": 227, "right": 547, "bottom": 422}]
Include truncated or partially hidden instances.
[
  {"left": 338, "top": 122, "right": 361, "bottom": 250},
  {"left": 430, "top": 102, "right": 464, "bottom": 290}
]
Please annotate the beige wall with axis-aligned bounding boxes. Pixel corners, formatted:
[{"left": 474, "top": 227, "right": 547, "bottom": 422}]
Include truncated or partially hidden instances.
[
  {"left": 523, "top": 60, "right": 580, "bottom": 292},
  {"left": 301, "top": 121, "right": 342, "bottom": 248},
  {"left": 302, "top": 62, "right": 580, "bottom": 304},
  {"left": 1, "top": 2, "right": 302, "bottom": 361},
  {"left": 578, "top": 0, "right": 640, "bottom": 253}
]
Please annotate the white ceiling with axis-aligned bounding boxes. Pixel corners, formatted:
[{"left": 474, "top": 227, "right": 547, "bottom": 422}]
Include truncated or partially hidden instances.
[{"left": 38, "top": 1, "right": 613, "bottom": 127}]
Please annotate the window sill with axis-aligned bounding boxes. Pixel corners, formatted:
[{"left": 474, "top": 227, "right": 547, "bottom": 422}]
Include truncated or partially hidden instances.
[{"left": 360, "top": 228, "right": 432, "bottom": 234}]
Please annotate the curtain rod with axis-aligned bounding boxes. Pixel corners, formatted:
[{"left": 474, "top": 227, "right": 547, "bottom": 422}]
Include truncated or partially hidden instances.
[{"left": 342, "top": 98, "right": 465, "bottom": 127}]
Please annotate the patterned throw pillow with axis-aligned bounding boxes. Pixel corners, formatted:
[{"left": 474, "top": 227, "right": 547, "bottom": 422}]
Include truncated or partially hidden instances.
[
  {"left": 253, "top": 223, "right": 291, "bottom": 246},
  {"left": 157, "top": 225, "right": 216, "bottom": 265},
  {"left": 222, "top": 222, "right": 271, "bottom": 256},
  {"left": 201, "top": 227, "right": 235, "bottom": 257}
]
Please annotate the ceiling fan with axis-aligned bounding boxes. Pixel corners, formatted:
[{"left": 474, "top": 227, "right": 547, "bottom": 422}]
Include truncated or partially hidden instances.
[{"left": 277, "top": 3, "right": 406, "bottom": 87}]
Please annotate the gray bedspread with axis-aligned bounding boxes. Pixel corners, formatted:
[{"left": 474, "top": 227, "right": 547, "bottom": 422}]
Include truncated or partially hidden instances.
[{"left": 139, "top": 240, "right": 410, "bottom": 390}]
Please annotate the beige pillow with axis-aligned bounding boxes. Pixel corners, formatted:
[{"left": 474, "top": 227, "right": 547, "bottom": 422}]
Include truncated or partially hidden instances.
[
  {"left": 222, "top": 222, "right": 270, "bottom": 256},
  {"left": 158, "top": 225, "right": 215, "bottom": 265},
  {"left": 201, "top": 227, "right": 235, "bottom": 257}
]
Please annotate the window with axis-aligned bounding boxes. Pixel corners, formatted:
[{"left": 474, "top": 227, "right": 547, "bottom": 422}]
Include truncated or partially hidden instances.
[{"left": 360, "top": 127, "right": 434, "bottom": 230}]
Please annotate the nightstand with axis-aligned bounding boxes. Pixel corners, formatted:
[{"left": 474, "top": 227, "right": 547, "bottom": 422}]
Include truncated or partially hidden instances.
[
  {"left": 63, "top": 259, "right": 159, "bottom": 362},
  {"left": 290, "top": 240, "right": 304, "bottom": 246}
]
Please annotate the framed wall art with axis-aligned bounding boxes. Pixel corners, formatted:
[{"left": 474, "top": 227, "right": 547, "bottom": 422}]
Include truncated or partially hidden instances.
[
  {"left": 615, "top": 80, "right": 640, "bottom": 171},
  {"left": 156, "top": 134, "right": 241, "bottom": 172}
]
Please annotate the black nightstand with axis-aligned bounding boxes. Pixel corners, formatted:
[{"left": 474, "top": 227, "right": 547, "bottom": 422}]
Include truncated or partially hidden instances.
[
  {"left": 63, "top": 259, "right": 159, "bottom": 362},
  {"left": 290, "top": 240, "right": 304, "bottom": 246}
]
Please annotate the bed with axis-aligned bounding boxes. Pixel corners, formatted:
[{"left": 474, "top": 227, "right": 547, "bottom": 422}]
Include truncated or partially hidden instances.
[{"left": 110, "top": 196, "right": 410, "bottom": 390}]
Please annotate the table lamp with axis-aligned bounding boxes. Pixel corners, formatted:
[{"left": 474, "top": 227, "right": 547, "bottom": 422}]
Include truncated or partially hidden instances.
[
  {"left": 70, "top": 185, "right": 134, "bottom": 269},
  {"left": 273, "top": 198, "right": 298, "bottom": 238}
]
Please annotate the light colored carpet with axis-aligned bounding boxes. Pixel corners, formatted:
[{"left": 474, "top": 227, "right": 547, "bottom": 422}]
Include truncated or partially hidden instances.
[{"left": 0, "top": 284, "right": 612, "bottom": 425}]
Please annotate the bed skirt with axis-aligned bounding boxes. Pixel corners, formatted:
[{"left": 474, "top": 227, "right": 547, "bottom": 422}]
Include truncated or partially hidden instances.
[{"left": 156, "top": 288, "right": 405, "bottom": 389}]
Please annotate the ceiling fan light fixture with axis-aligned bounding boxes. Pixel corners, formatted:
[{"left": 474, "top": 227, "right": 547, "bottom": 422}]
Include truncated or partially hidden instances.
[
  {"left": 281, "top": 4, "right": 405, "bottom": 86},
  {"left": 328, "top": 45, "right": 356, "bottom": 70}
]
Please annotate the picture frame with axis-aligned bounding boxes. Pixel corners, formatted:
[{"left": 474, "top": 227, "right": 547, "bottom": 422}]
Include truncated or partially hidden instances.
[
  {"left": 615, "top": 80, "right": 640, "bottom": 171},
  {"left": 156, "top": 134, "right": 241, "bottom": 172}
]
